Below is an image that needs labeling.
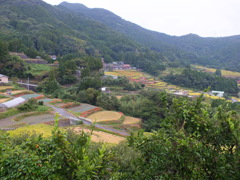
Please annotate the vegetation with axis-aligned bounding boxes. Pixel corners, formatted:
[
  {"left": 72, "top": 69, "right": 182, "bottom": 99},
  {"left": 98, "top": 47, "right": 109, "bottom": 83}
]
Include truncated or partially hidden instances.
[
  {"left": 61, "top": 2, "right": 240, "bottom": 72},
  {"left": 0, "top": 108, "right": 20, "bottom": 120},
  {"left": 164, "top": 68, "right": 239, "bottom": 95},
  {"left": 1, "top": 93, "right": 240, "bottom": 179},
  {"left": 0, "top": 41, "right": 29, "bottom": 78}
]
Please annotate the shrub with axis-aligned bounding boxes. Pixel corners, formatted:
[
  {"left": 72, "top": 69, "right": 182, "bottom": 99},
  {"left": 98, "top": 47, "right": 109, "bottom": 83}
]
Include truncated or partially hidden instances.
[{"left": 38, "top": 101, "right": 44, "bottom": 105}]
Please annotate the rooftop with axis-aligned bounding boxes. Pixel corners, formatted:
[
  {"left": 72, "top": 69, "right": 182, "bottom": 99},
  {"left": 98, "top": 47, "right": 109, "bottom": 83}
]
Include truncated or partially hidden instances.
[{"left": 0, "top": 74, "right": 8, "bottom": 78}]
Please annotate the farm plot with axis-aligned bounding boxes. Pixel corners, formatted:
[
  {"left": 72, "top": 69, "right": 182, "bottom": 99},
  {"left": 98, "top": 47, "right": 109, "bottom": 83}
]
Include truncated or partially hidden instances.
[
  {"left": 72, "top": 127, "right": 125, "bottom": 144},
  {"left": 123, "top": 116, "right": 141, "bottom": 125},
  {"left": 0, "top": 98, "right": 11, "bottom": 103},
  {"left": 20, "top": 94, "right": 42, "bottom": 100},
  {"left": 8, "top": 124, "right": 57, "bottom": 138},
  {"left": 193, "top": 65, "right": 240, "bottom": 78},
  {"left": 16, "top": 113, "right": 64, "bottom": 125},
  {"left": 69, "top": 103, "right": 97, "bottom": 113},
  {"left": 0, "top": 86, "right": 14, "bottom": 91},
  {"left": 38, "top": 98, "right": 53, "bottom": 103},
  {"left": 87, "top": 111, "right": 122, "bottom": 123}
]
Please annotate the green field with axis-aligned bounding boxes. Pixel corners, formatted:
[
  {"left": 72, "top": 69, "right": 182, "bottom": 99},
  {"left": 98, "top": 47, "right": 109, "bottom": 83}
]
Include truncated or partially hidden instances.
[{"left": 27, "top": 64, "right": 52, "bottom": 76}]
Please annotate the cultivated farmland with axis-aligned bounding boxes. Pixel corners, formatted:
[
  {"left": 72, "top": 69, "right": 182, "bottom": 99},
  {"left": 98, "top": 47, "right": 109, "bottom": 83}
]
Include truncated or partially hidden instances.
[{"left": 87, "top": 111, "right": 122, "bottom": 123}]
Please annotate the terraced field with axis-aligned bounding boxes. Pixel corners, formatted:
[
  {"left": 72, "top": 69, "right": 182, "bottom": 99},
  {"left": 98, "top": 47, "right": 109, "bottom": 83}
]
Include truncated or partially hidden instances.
[
  {"left": 15, "top": 113, "right": 63, "bottom": 124},
  {"left": 8, "top": 124, "right": 56, "bottom": 138},
  {"left": 193, "top": 65, "right": 240, "bottom": 78},
  {"left": 72, "top": 127, "right": 125, "bottom": 144},
  {"left": 20, "top": 94, "right": 43, "bottom": 100},
  {"left": 69, "top": 103, "right": 97, "bottom": 113},
  {"left": 123, "top": 116, "right": 141, "bottom": 125},
  {"left": 87, "top": 111, "right": 122, "bottom": 123},
  {"left": 0, "top": 98, "right": 10, "bottom": 103}
]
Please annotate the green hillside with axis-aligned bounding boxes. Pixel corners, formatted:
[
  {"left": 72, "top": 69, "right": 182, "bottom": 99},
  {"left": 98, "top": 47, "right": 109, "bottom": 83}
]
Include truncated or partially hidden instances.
[
  {"left": 60, "top": 2, "right": 240, "bottom": 72},
  {"left": 0, "top": 0, "right": 166, "bottom": 75}
]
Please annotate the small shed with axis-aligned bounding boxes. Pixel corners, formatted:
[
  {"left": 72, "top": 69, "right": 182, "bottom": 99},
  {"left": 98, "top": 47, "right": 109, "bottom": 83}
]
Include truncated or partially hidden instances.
[{"left": 0, "top": 74, "right": 9, "bottom": 83}]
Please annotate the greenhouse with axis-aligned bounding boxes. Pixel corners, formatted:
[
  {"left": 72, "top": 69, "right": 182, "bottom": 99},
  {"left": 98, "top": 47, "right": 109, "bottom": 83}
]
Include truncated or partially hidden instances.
[{"left": 1, "top": 97, "right": 25, "bottom": 108}]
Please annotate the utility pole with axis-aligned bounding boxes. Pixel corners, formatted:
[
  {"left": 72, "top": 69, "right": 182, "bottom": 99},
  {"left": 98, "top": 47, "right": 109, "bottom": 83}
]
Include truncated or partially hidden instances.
[{"left": 27, "top": 77, "right": 29, "bottom": 90}]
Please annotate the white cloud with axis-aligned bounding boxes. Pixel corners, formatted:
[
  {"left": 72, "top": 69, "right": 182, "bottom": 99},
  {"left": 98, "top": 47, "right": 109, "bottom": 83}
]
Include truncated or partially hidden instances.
[{"left": 42, "top": 0, "right": 240, "bottom": 37}]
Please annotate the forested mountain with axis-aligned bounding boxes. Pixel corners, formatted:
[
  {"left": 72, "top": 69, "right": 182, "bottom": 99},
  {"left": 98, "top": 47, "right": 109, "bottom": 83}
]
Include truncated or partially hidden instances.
[
  {"left": 0, "top": 0, "right": 166, "bottom": 74},
  {"left": 60, "top": 2, "right": 240, "bottom": 72},
  {"left": 0, "top": 0, "right": 239, "bottom": 73}
]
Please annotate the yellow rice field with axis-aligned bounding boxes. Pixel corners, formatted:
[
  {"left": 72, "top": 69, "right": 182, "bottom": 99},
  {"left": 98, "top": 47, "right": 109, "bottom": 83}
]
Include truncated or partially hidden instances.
[
  {"left": 0, "top": 86, "right": 14, "bottom": 90},
  {"left": 123, "top": 116, "right": 141, "bottom": 125},
  {"left": 189, "top": 92, "right": 202, "bottom": 96},
  {"left": 87, "top": 111, "right": 122, "bottom": 122},
  {"left": 0, "top": 98, "right": 10, "bottom": 103},
  {"left": 72, "top": 127, "right": 125, "bottom": 144},
  {"left": 193, "top": 65, "right": 240, "bottom": 77},
  {"left": 8, "top": 124, "right": 56, "bottom": 138}
]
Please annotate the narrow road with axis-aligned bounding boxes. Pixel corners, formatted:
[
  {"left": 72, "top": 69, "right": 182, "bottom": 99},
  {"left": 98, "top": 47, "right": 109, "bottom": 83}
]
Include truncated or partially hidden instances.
[{"left": 46, "top": 103, "right": 130, "bottom": 136}]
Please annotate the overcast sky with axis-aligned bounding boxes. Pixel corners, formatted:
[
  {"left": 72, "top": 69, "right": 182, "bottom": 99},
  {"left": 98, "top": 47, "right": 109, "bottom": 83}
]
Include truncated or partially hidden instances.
[{"left": 42, "top": 0, "right": 240, "bottom": 37}]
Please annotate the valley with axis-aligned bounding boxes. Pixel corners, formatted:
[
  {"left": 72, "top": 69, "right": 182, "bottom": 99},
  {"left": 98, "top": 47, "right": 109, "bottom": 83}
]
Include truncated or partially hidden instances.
[{"left": 0, "top": 0, "right": 240, "bottom": 179}]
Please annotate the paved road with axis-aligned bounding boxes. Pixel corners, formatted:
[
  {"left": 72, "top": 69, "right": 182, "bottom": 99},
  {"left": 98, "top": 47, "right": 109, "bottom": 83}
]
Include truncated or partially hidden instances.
[{"left": 47, "top": 103, "right": 130, "bottom": 136}]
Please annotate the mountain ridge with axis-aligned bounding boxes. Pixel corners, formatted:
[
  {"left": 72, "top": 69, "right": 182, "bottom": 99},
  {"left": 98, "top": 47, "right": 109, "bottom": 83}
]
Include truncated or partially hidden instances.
[
  {"left": 60, "top": 1, "right": 240, "bottom": 72},
  {"left": 0, "top": 0, "right": 239, "bottom": 73}
]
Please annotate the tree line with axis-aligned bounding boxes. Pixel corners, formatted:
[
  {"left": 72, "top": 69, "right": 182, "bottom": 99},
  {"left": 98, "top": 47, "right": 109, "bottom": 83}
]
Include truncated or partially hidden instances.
[{"left": 164, "top": 68, "right": 239, "bottom": 95}]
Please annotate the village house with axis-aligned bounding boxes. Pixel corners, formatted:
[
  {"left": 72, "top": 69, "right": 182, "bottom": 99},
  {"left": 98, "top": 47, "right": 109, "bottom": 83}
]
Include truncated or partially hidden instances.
[
  {"left": 211, "top": 91, "right": 224, "bottom": 97},
  {"left": 0, "top": 74, "right": 9, "bottom": 83},
  {"left": 49, "top": 55, "right": 57, "bottom": 60}
]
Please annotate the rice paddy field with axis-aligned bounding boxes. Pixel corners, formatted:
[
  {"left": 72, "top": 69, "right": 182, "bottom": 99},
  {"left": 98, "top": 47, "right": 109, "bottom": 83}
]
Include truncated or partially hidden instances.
[
  {"left": 122, "top": 116, "right": 141, "bottom": 125},
  {"left": 8, "top": 124, "right": 57, "bottom": 138},
  {"left": 87, "top": 111, "right": 122, "bottom": 123},
  {"left": 15, "top": 113, "right": 63, "bottom": 125},
  {"left": 0, "top": 98, "right": 11, "bottom": 103},
  {"left": 193, "top": 65, "right": 240, "bottom": 78},
  {"left": 72, "top": 127, "right": 125, "bottom": 144},
  {"left": 105, "top": 70, "right": 189, "bottom": 93},
  {"left": 7, "top": 124, "right": 126, "bottom": 144},
  {"left": 0, "top": 86, "right": 14, "bottom": 91},
  {"left": 105, "top": 70, "right": 235, "bottom": 101}
]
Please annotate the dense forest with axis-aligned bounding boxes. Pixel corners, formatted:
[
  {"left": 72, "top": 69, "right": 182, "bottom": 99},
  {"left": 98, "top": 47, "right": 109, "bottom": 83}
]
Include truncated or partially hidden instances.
[{"left": 164, "top": 69, "right": 239, "bottom": 95}]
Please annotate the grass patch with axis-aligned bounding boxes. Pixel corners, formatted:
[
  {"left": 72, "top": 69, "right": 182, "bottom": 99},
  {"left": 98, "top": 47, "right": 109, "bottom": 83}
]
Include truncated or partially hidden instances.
[
  {"left": 67, "top": 109, "right": 81, "bottom": 117},
  {"left": 0, "top": 108, "right": 20, "bottom": 120},
  {"left": 36, "top": 105, "right": 52, "bottom": 112},
  {"left": 0, "top": 94, "right": 7, "bottom": 99},
  {"left": 27, "top": 64, "right": 52, "bottom": 76}
]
